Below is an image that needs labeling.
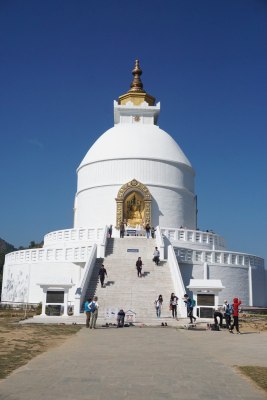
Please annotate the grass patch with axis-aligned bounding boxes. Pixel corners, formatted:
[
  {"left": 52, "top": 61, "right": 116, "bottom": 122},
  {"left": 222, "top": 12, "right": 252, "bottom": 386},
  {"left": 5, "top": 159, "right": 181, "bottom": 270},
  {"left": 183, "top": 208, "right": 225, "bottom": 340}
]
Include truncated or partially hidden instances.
[
  {"left": 239, "top": 366, "right": 267, "bottom": 392},
  {"left": 0, "top": 310, "right": 81, "bottom": 380}
]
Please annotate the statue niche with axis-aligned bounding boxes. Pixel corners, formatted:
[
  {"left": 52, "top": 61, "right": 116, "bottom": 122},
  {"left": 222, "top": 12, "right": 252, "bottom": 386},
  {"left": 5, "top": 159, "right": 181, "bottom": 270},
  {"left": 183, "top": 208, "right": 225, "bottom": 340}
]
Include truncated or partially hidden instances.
[
  {"left": 115, "top": 179, "right": 151, "bottom": 229},
  {"left": 124, "top": 191, "right": 144, "bottom": 228}
]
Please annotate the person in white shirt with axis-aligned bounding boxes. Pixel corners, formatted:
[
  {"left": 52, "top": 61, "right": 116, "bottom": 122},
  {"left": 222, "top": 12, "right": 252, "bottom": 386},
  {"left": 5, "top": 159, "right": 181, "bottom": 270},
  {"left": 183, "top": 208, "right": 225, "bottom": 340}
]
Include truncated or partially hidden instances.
[
  {"left": 89, "top": 296, "right": 99, "bottom": 329},
  {"left": 153, "top": 247, "right": 160, "bottom": 265}
]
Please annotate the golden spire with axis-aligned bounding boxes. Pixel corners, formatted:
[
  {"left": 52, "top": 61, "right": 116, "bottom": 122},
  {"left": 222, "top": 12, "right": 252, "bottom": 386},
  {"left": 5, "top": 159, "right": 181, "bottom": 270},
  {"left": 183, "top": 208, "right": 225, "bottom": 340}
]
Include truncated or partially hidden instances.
[
  {"left": 129, "top": 60, "right": 144, "bottom": 92},
  {"left": 118, "top": 60, "right": 155, "bottom": 106}
]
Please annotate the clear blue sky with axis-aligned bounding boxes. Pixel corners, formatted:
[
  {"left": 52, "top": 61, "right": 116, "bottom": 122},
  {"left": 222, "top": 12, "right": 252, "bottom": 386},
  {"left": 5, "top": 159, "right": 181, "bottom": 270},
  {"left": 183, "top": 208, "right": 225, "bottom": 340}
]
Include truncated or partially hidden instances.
[{"left": 0, "top": 0, "right": 266, "bottom": 264}]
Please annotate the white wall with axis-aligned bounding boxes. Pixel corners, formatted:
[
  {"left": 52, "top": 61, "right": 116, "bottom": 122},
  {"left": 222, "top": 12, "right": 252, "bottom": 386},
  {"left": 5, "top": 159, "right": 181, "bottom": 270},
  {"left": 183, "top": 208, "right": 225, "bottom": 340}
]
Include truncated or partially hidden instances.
[
  {"left": 75, "top": 158, "right": 196, "bottom": 229},
  {"left": 1, "top": 261, "right": 84, "bottom": 305}
]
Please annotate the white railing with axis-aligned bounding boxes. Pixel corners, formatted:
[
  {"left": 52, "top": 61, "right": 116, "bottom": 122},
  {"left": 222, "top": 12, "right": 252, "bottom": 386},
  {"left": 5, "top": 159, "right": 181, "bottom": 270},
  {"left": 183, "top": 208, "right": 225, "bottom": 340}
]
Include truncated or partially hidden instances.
[
  {"left": 44, "top": 227, "right": 104, "bottom": 246},
  {"left": 98, "top": 225, "right": 108, "bottom": 258},
  {"left": 161, "top": 228, "right": 225, "bottom": 250},
  {"left": 5, "top": 245, "right": 93, "bottom": 265},
  {"left": 168, "top": 245, "right": 187, "bottom": 318},
  {"left": 155, "top": 226, "right": 165, "bottom": 260},
  {"left": 74, "top": 244, "right": 97, "bottom": 316},
  {"left": 174, "top": 247, "right": 264, "bottom": 268},
  {"left": 5, "top": 226, "right": 108, "bottom": 266}
]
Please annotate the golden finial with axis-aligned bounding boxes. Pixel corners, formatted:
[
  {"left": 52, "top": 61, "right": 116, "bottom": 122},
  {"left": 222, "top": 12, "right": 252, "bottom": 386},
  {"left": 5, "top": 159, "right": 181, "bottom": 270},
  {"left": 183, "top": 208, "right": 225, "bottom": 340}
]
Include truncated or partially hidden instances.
[
  {"left": 118, "top": 60, "right": 155, "bottom": 106},
  {"left": 129, "top": 60, "right": 144, "bottom": 93}
]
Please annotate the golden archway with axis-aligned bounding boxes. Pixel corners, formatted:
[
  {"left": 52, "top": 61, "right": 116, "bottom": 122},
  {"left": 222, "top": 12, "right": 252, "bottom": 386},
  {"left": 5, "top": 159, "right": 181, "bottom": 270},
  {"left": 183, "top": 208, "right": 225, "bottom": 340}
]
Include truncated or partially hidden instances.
[{"left": 116, "top": 179, "right": 152, "bottom": 228}]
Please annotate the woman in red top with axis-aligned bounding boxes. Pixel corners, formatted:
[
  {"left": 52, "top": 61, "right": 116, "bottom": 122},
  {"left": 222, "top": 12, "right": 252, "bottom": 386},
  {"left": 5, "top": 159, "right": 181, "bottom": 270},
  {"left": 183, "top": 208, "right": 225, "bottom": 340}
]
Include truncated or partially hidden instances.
[{"left": 229, "top": 297, "right": 242, "bottom": 334}]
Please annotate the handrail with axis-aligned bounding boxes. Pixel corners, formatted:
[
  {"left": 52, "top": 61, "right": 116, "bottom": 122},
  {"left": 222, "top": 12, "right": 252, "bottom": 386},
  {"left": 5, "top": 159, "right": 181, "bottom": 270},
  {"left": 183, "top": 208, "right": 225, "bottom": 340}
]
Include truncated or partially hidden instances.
[
  {"left": 168, "top": 245, "right": 187, "bottom": 318},
  {"left": 98, "top": 225, "right": 108, "bottom": 257},
  {"left": 74, "top": 244, "right": 97, "bottom": 316},
  {"left": 155, "top": 226, "right": 165, "bottom": 260}
]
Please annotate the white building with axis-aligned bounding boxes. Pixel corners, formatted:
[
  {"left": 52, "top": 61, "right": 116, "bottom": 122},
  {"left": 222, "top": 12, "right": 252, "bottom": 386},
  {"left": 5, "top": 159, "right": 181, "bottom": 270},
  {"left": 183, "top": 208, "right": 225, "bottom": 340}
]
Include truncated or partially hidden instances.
[{"left": 1, "top": 61, "right": 266, "bottom": 319}]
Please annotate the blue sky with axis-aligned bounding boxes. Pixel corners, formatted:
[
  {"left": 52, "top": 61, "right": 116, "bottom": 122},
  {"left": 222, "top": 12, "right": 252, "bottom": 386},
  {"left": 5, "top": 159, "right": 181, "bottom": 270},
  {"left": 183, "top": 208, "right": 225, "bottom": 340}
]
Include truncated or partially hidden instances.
[{"left": 0, "top": 0, "right": 266, "bottom": 264}]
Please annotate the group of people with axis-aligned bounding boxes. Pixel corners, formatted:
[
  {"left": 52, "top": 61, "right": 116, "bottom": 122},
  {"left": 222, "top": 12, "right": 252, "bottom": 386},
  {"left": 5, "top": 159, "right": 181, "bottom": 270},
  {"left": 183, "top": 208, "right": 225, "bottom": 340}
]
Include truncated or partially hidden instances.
[
  {"left": 108, "top": 222, "right": 156, "bottom": 238},
  {"left": 154, "top": 292, "right": 197, "bottom": 324},
  {"left": 84, "top": 296, "right": 99, "bottom": 329},
  {"left": 214, "top": 297, "right": 242, "bottom": 333}
]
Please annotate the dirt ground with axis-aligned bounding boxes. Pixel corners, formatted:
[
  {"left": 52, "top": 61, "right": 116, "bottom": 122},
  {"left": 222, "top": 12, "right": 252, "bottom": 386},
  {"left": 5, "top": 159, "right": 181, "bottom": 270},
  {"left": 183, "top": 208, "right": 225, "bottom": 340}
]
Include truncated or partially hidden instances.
[{"left": 0, "top": 310, "right": 81, "bottom": 379}]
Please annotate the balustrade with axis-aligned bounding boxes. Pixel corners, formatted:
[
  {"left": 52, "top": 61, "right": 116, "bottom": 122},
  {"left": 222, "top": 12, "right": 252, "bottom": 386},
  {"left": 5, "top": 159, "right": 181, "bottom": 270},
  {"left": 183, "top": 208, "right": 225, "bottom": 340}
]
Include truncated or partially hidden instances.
[
  {"left": 161, "top": 228, "right": 225, "bottom": 250},
  {"left": 174, "top": 247, "right": 264, "bottom": 268}
]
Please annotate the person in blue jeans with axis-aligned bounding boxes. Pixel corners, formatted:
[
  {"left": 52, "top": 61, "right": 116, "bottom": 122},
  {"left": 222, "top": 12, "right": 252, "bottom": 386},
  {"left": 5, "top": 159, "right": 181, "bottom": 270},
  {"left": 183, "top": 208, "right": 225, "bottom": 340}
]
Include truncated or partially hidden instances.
[{"left": 155, "top": 294, "right": 163, "bottom": 318}]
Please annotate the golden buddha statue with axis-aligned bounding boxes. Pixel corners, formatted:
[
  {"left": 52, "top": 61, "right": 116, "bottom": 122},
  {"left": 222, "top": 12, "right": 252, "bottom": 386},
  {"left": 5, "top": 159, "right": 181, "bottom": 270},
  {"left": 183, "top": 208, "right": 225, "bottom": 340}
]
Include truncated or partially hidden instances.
[{"left": 124, "top": 192, "right": 144, "bottom": 227}]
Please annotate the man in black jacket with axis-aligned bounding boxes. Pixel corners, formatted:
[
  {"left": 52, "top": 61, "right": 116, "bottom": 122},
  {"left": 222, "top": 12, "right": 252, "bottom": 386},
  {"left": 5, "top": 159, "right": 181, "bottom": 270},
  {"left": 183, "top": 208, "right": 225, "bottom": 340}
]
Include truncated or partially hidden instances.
[{"left": 99, "top": 264, "right": 107, "bottom": 287}]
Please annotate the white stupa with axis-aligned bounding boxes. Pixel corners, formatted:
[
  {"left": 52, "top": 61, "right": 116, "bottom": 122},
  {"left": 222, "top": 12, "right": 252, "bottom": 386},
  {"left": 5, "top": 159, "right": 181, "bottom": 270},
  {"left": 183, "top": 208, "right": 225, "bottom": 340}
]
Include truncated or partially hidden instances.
[
  {"left": 75, "top": 60, "right": 195, "bottom": 230},
  {"left": 1, "top": 61, "right": 266, "bottom": 319}
]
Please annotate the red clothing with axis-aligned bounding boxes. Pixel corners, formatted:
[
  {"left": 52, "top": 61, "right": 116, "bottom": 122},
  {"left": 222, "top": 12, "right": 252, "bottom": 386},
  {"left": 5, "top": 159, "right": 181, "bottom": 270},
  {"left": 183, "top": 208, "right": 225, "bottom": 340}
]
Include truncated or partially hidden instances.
[{"left": 232, "top": 297, "right": 242, "bottom": 317}]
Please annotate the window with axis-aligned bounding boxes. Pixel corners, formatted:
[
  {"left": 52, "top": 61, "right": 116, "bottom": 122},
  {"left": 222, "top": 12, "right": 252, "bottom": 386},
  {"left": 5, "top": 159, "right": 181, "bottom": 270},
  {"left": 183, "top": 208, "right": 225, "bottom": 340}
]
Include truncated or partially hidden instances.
[
  {"left": 197, "top": 294, "right": 214, "bottom": 306},
  {"left": 46, "top": 291, "right": 64, "bottom": 304}
]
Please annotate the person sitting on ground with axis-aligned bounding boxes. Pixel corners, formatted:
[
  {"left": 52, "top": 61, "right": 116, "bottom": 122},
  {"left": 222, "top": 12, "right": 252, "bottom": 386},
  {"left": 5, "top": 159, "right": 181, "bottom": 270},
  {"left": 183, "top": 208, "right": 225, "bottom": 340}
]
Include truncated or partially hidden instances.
[
  {"left": 184, "top": 294, "right": 196, "bottom": 324},
  {"left": 117, "top": 309, "right": 125, "bottom": 328},
  {"left": 214, "top": 306, "right": 223, "bottom": 327},
  {"left": 153, "top": 247, "right": 160, "bottom": 266}
]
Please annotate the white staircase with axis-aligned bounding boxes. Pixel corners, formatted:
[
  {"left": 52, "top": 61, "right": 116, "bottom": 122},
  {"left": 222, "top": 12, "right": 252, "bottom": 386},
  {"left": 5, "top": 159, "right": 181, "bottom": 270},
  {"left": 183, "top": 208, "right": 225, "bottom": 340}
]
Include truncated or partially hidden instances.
[{"left": 85, "top": 237, "right": 180, "bottom": 321}]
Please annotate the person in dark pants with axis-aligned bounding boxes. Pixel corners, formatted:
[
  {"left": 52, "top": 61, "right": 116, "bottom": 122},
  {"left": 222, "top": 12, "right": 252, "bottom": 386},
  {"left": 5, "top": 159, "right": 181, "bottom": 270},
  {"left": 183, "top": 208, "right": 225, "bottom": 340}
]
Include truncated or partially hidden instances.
[
  {"left": 120, "top": 221, "right": 125, "bottom": 238},
  {"left": 108, "top": 224, "right": 112, "bottom": 238},
  {"left": 170, "top": 293, "right": 178, "bottom": 319},
  {"left": 184, "top": 294, "right": 196, "bottom": 324},
  {"left": 117, "top": 309, "right": 125, "bottom": 327},
  {"left": 230, "top": 297, "right": 242, "bottom": 334},
  {"left": 99, "top": 264, "right": 107, "bottom": 287},
  {"left": 153, "top": 247, "right": 160, "bottom": 265},
  {"left": 214, "top": 307, "right": 223, "bottom": 327},
  {"left": 136, "top": 257, "right": 143, "bottom": 277},
  {"left": 223, "top": 300, "right": 232, "bottom": 329}
]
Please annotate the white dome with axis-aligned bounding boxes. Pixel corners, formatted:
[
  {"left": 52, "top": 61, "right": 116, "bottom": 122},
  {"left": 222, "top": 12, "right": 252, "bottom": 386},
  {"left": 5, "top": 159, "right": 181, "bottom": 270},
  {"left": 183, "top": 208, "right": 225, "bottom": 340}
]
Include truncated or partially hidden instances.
[{"left": 79, "top": 124, "right": 192, "bottom": 169}]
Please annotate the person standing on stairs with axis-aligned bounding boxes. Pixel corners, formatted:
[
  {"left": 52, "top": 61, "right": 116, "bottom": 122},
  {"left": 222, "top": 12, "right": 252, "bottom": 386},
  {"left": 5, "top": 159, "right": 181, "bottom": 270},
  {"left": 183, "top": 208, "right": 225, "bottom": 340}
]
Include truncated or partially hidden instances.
[
  {"left": 136, "top": 256, "right": 143, "bottom": 277},
  {"left": 119, "top": 221, "right": 125, "bottom": 238},
  {"left": 99, "top": 264, "right": 108, "bottom": 287},
  {"left": 153, "top": 247, "right": 160, "bottom": 265},
  {"left": 145, "top": 223, "right": 151, "bottom": 238},
  {"left": 108, "top": 224, "right": 112, "bottom": 238}
]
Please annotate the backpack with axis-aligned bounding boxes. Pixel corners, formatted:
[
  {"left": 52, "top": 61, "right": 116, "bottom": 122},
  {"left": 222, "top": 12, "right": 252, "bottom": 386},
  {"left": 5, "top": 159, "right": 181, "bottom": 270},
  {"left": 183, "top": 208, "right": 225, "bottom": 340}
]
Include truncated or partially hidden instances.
[
  {"left": 89, "top": 302, "right": 96, "bottom": 313},
  {"left": 191, "top": 299, "right": 196, "bottom": 308},
  {"left": 226, "top": 304, "right": 233, "bottom": 315}
]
